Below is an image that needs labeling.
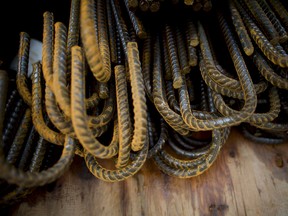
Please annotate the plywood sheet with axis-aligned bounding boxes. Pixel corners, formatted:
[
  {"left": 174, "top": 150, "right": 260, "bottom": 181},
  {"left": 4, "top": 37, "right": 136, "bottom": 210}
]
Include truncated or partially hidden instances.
[{"left": 7, "top": 128, "right": 288, "bottom": 216}]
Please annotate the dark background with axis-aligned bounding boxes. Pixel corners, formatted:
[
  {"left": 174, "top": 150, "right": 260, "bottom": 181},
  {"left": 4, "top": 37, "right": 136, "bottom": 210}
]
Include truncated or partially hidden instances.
[
  {"left": 0, "top": 0, "right": 71, "bottom": 71},
  {"left": 1, "top": 0, "right": 288, "bottom": 69}
]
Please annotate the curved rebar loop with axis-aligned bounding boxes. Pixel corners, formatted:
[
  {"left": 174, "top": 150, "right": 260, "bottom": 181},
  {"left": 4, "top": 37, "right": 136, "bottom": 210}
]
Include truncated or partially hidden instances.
[
  {"left": 42, "top": 11, "right": 54, "bottom": 89},
  {"left": 53, "top": 22, "right": 71, "bottom": 118},
  {"left": 71, "top": 46, "right": 118, "bottom": 158},
  {"left": 199, "top": 57, "right": 267, "bottom": 99},
  {"left": 80, "top": 0, "right": 109, "bottom": 82},
  {"left": 110, "top": 0, "right": 130, "bottom": 57},
  {"left": 45, "top": 86, "right": 90, "bottom": 157},
  {"left": 106, "top": 0, "right": 117, "bottom": 64},
  {"left": 124, "top": 0, "right": 147, "bottom": 39},
  {"left": 199, "top": 58, "right": 264, "bottom": 99},
  {"left": 148, "top": 117, "right": 168, "bottom": 159},
  {"left": 0, "top": 134, "right": 75, "bottom": 188},
  {"left": 16, "top": 32, "right": 32, "bottom": 106},
  {"left": 97, "top": 0, "right": 111, "bottom": 85},
  {"left": 213, "top": 87, "right": 281, "bottom": 124},
  {"left": 152, "top": 33, "right": 191, "bottom": 135},
  {"left": 6, "top": 109, "right": 31, "bottom": 165},
  {"left": 250, "top": 121, "right": 288, "bottom": 132},
  {"left": 208, "top": 38, "right": 235, "bottom": 80},
  {"left": 84, "top": 139, "right": 148, "bottom": 182},
  {"left": 114, "top": 65, "right": 132, "bottom": 168},
  {"left": 88, "top": 83, "right": 115, "bottom": 128},
  {"left": 167, "top": 136, "right": 211, "bottom": 159},
  {"left": 153, "top": 127, "right": 230, "bottom": 178},
  {"left": 178, "top": 15, "right": 257, "bottom": 131},
  {"left": 31, "top": 62, "right": 65, "bottom": 145},
  {"left": 175, "top": 26, "right": 190, "bottom": 74},
  {"left": 141, "top": 30, "right": 153, "bottom": 101},
  {"left": 241, "top": 124, "right": 286, "bottom": 145},
  {"left": 243, "top": 0, "right": 279, "bottom": 44},
  {"left": 45, "top": 86, "right": 74, "bottom": 136},
  {"left": 241, "top": 125, "right": 287, "bottom": 145},
  {"left": 267, "top": 0, "right": 288, "bottom": 31},
  {"left": 229, "top": 1, "right": 254, "bottom": 56},
  {"left": 257, "top": 0, "right": 288, "bottom": 43},
  {"left": 164, "top": 24, "right": 183, "bottom": 89},
  {"left": 198, "top": 21, "right": 266, "bottom": 94},
  {"left": 72, "top": 43, "right": 114, "bottom": 128},
  {"left": 234, "top": 0, "right": 288, "bottom": 68},
  {"left": 253, "top": 50, "right": 288, "bottom": 90},
  {"left": 165, "top": 80, "right": 211, "bottom": 157},
  {"left": 53, "top": 20, "right": 104, "bottom": 117},
  {"left": 46, "top": 77, "right": 102, "bottom": 139},
  {"left": 127, "top": 42, "right": 147, "bottom": 151}
]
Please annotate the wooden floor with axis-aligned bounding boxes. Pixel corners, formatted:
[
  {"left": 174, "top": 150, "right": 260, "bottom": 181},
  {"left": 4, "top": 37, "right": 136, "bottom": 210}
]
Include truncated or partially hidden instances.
[{"left": 4, "top": 127, "right": 288, "bottom": 216}]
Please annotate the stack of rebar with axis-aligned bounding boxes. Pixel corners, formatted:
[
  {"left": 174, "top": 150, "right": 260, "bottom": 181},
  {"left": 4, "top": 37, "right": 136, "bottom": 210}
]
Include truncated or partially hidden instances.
[
  {"left": 127, "top": 0, "right": 213, "bottom": 13},
  {"left": 0, "top": 0, "right": 287, "bottom": 205}
]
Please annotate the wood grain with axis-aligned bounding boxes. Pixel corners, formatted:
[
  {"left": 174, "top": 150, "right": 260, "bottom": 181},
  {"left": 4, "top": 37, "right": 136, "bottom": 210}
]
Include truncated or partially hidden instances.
[{"left": 5, "top": 127, "right": 288, "bottom": 216}]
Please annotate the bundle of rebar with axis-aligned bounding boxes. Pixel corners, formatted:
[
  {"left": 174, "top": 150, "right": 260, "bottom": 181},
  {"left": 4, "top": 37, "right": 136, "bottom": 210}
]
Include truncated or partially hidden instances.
[{"left": 0, "top": 0, "right": 287, "bottom": 205}]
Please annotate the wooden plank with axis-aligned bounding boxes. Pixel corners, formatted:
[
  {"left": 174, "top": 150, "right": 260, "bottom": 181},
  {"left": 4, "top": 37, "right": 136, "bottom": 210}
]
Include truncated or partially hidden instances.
[{"left": 7, "top": 127, "right": 288, "bottom": 216}]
